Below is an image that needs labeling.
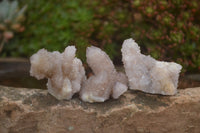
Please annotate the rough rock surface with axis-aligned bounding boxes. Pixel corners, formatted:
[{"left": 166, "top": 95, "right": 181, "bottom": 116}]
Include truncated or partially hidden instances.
[
  {"left": 0, "top": 85, "right": 200, "bottom": 133},
  {"left": 122, "top": 39, "right": 182, "bottom": 95}
]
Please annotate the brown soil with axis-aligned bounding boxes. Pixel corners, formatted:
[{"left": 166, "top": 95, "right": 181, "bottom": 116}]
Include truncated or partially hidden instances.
[{"left": 178, "top": 76, "right": 200, "bottom": 89}]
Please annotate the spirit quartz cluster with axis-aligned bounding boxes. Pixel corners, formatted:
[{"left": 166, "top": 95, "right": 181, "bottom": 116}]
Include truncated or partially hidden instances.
[
  {"left": 30, "top": 38, "right": 182, "bottom": 102},
  {"left": 30, "top": 46, "right": 85, "bottom": 100},
  {"left": 121, "top": 39, "right": 182, "bottom": 95},
  {"left": 80, "top": 46, "right": 128, "bottom": 102}
]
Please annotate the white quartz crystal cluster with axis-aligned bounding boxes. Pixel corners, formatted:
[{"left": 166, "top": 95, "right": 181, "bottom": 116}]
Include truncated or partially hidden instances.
[
  {"left": 30, "top": 46, "right": 127, "bottom": 102},
  {"left": 121, "top": 39, "right": 182, "bottom": 95},
  {"left": 80, "top": 46, "right": 128, "bottom": 103},
  {"left": 30, "top": 46, "right": 85, "bottom": 100},
  {"left": 30, "top": 38, "right": 182, "bottom": 102}
]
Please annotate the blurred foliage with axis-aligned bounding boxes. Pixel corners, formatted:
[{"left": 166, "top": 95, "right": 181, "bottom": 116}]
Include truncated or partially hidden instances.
[
  {"left": 0, "top": 0, "right": 26, "bottom": 53},
  {"left": 1, "top": 0, "right": 200, "bottom": 72}
]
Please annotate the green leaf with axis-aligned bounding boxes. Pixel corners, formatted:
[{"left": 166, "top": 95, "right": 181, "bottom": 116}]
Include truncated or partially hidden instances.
[
  {"left": 0, "top": 0, "right": 10, "bottom": 22},
  {"left": 8, "top": 1, "right": 18, "bottom": 21}
]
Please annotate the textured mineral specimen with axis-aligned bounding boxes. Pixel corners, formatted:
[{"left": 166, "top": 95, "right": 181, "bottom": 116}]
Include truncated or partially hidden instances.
[
  {"left": 80, "top": 46, "right": 128, "bottom": 103},
  {"left": 121, "top": 38, "right": 182, "bottom": 95},
  {"left": 30, "top": 46, "right": 85, "bottom": 100}
]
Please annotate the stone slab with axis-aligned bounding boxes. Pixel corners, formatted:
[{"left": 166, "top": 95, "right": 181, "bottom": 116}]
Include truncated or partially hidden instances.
[{"left": 0, "top": 86, "right": 200, "bottom": 133}]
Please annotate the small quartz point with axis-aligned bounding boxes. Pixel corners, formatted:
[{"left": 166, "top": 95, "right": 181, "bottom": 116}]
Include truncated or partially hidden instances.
[
  {"left": 80, "top": 46, "right": 128, "bottom": 103},
  {"left": 121, "top": 38, "right": 182, "bottom": 95},
  {"left": 30, "top": 46, "right": 86, "bottom": 100}
]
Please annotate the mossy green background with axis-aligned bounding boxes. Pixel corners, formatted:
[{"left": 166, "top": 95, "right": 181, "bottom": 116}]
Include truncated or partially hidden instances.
[{"left": 2, "top": 0, "right": 200, "bottom": 72}]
